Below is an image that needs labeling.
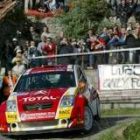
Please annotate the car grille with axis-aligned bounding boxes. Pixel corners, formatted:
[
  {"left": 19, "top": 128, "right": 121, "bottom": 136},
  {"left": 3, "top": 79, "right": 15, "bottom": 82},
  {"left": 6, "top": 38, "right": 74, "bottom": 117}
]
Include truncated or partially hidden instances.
[
  {"left": 18, "top": 120, "right": 58, "bottom": 128},
  {"left": 23, "top": 102, "right": 53, "bottom": 111}
]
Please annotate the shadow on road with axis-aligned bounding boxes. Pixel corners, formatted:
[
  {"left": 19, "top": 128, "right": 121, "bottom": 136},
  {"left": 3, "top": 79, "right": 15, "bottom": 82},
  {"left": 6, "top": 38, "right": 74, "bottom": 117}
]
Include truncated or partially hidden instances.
[{"left": 4, "top": 116, "right": 136, "bottom": 140}]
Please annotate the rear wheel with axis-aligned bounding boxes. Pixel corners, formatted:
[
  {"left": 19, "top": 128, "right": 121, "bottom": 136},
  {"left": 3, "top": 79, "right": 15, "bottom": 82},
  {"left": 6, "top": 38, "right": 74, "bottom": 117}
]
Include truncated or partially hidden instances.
[{"left": 83, "top": 106, "right": 93, "bottom": 133}]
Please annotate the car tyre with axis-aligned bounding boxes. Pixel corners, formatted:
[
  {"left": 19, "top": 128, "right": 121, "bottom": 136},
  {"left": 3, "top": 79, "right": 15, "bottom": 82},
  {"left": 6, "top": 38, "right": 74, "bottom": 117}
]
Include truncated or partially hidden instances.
[
  {"left": 94, "top": 98, "right": 101, "bottom": 121},
  {"left": 83, "top": 105, "right": 93, "bottom": 133}
]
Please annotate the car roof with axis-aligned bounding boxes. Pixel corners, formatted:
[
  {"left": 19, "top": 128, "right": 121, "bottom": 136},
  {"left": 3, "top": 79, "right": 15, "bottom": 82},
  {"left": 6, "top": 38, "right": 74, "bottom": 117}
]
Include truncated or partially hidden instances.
[{"left": 23, "top": 65, "right": 76, "bottom": 75}]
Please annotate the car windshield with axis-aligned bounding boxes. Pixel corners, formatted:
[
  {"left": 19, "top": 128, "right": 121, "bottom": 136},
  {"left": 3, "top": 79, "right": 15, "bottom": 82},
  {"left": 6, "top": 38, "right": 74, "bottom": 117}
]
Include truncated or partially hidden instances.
[{"left": 14, "top": 71, "right": 76, "bottom": 92}]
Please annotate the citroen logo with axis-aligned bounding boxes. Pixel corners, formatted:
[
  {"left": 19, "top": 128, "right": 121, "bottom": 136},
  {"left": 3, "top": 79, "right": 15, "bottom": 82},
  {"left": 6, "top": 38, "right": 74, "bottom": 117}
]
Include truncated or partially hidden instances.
[{"left": 35, "top": 103, "right": 42, "bottom": 110}]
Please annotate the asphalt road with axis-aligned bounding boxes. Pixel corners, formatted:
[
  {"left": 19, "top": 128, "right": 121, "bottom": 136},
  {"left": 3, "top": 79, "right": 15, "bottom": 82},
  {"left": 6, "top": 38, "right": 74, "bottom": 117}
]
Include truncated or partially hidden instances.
[{"left": 0, "top": 116, "right": 138, "bottom": 140}]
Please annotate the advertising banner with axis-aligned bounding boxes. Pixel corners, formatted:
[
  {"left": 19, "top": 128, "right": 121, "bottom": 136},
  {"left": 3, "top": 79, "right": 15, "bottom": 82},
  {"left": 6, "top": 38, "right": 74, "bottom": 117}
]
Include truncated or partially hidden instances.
[{"left": 98, "top": 64, "right": 140, "bottom": 91}]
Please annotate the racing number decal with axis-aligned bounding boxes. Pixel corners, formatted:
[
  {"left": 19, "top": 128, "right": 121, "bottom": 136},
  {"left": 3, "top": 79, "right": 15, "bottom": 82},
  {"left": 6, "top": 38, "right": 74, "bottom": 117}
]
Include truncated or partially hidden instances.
[{"left": 6, "top": 112, "right": 19, "bottom": 123}]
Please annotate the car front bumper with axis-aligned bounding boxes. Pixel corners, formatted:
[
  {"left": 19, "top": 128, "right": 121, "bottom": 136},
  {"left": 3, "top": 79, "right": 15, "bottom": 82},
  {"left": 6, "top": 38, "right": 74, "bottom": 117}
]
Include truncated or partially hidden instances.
[{"left": 0, "top": 118, "right": 84, "bottom": 136}]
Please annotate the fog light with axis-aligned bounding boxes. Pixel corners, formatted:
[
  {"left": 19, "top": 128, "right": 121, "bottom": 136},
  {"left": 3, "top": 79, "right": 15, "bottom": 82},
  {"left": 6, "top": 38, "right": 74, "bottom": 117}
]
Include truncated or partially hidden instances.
[
  {"left": 11, "top": 123, "right": 17, "bottom": 128},
  {"left": 61, "top": 119, "right": 67, "bottom": 124}
]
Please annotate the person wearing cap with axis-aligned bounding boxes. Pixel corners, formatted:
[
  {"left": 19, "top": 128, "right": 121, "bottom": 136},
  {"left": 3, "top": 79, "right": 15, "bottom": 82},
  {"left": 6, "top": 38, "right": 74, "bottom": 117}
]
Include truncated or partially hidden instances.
[
  {"left": 12, "top": 38, "right": 17, "bottom": 42},
  {"left": 12, "top": 57, "right": 26, "bottom": 78},
  {"left": 12, "top": 38, "right": 20, "bottom": 52}
]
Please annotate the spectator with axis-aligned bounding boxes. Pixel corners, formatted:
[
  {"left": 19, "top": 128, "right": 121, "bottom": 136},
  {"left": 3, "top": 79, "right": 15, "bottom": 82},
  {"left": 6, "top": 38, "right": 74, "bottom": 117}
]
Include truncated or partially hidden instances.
[
  {"left": 41, "top": 26, "right": 52, "bottom": 38},
  {"left": 29, "top": 26, "right": 40, "bottom": 42},
  {"left": 3, "top": 70, "right": 17, "bottom": 98},
  {"left": 44, "top": 0, "right": 57, "bottom": 11},
  {"left": 41, "top": 37, "right": 56, "bottom": 65},
  {"left": 12, "top": 57, "right": 26, "bottom": 78},
  {"left": 99, "top": 27, "right": 108, "bottom": 40},
  {"left": 77, "top": 38, "right": 89, "bottom": 67},
  {"left": 12, "top": 38, "right": 19, "bottom": 49},
  {"left": 135, "top": 22, "right": 140, "bottom": 38},
  {"left": 126, "top": 22, "right": 133, "bottom": 31},
  {"left": 57, "top": 37, "right": 73, "bottom": 64},
  {"left": 85, "top": 29, "right": 96, "bottom": 50},
  {"left": 12, "top": 50, "right": 22, "bottom": 64},
  {"left": 125, "top": 29, "right": 140, "bottom": 63},
  {"left": 13, "top": 46, "right": 22, "bottom": 56},
  {"left": 90, "top": 36, "right": 106, "bottom": 66},
  {"left": 28, "top": 40, "right": 39, "bottom": 67},
  {"left": 127, "top": 0, "right": 138, "bottom": 19},
  {"left": 70, "top": 38, "right": 80, "bottom": 64},
  {"left": 24, "top": 0, "right": 33, "bottom": 12},
  {"left": 37, "top": 35, "right": 47, "bottom": 55},
  {"left": 109, "top": 0, "right": 120, "bottom": 16},
  {"left": 56, "top": 31, "right": 65, "bottom": 52},
  {"left": 117, "top": 0, "right": 128, "bottom": 27}
]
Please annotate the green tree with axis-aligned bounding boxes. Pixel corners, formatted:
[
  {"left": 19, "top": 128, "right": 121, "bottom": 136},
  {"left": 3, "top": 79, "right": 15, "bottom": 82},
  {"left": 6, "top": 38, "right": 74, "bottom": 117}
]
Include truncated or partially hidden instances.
[{"left": 57, "top": 0, "right": 110, "bottom": 37}]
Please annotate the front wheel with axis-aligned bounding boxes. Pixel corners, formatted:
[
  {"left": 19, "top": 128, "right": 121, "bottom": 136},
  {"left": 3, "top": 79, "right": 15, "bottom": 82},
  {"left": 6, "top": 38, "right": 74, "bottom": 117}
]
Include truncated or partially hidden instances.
[
  {"left": 94, "top": 98, "right": 101, "bottom": 121},
  {"left": 83, "top": 106, "right": 93, "bottom": 133}
]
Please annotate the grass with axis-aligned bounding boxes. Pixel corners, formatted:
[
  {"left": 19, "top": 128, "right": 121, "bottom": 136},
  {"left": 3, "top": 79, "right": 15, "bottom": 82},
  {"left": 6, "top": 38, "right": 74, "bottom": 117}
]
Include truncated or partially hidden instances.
[
  {"left": 99, "top": 120, "right": 140, "bottom": 140},
  {"left": 98, "top": 108, "right": 140, "bottom": 140},
  {"left": 102, "top": 108, "right": 140, "bottom": 117},
  {"left": 99, "top": 132, "right": 118, "bottom": 140},
  {"left": 123, "top": 120, "right": 140, "bottom": 140}
]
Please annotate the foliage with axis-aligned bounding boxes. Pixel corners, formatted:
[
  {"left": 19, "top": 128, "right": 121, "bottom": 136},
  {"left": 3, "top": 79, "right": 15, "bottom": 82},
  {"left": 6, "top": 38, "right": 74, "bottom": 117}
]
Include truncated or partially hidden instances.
[
  {"left": 123, "top": 120, "right": 140, "bottom": 140},
  {"left": 4, "top": 7, "right": 30, "bottom": 28},
  {"left": 97, "top": 17, "right": 121, "bottom": 34},
  {"left": 0, "top": 6, "right": 30, "bottom": 57},
  {"left": 56, "top": 0, "right": 111, "bottom": 38}
]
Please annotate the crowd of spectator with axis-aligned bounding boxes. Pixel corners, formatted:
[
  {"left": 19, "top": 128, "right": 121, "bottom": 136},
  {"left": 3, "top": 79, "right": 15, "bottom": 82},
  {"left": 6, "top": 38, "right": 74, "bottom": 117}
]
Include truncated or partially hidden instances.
[
  {"left": 109, "top": 0, "right": 140, "bottom": 26},
  {"left": 23, "top": 0, "right": 67, "bottom": 12},
  {"left": 1, "top": 21, "right": 140, "bottom": 76}
]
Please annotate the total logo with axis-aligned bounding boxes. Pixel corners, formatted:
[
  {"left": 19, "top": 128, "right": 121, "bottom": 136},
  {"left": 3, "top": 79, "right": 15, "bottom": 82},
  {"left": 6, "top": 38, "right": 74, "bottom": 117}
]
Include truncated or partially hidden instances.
[{"left": 23, "top": 96, "right": 56, "bottom": 102}]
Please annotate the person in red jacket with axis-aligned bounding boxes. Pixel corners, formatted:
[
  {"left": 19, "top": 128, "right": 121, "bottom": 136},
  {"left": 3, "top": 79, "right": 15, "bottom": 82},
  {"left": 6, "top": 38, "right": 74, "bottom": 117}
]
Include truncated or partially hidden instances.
[
  {"left": 89, "top": 36, "right": 106, "bottom": 67},
  {"left": 41, "top": 37, "right": 57, "bottom": 65}
]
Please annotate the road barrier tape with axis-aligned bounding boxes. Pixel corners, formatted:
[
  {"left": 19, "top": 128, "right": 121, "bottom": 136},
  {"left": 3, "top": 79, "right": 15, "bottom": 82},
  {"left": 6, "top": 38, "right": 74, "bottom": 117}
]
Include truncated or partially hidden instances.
[{"left": 28, "top": 47, "right": 140, "bottom": 60}]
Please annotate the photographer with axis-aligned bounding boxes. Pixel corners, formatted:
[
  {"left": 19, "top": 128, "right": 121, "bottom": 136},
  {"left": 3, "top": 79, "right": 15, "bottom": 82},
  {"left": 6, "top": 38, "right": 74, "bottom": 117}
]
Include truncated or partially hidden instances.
[
  {"left": 28, "top": 41, "right": 39, "bottom": 67},
  {"left": 57, "top": 37, "right": 73, "bottom": 65},
  {"left": 78, "top": 38, "right": 90, "bottom": 67},
  {"left": 89, "top": 35, "right": 106, "bottom": 67}
]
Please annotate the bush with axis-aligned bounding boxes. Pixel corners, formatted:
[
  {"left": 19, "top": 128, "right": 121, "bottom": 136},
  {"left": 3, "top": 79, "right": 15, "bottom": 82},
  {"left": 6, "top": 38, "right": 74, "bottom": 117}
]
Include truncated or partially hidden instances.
[{"left": 56, "top": 0, "right": 111, "bottom": 38}]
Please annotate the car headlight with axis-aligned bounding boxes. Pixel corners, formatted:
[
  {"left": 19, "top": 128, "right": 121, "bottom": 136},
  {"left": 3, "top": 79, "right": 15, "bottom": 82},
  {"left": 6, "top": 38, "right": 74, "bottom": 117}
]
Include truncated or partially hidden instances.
[
  {"left": 60, "top": 95, "right": 75, "bottom": 107},
  {"left": 6, "top": 100, "right": 17, "bottom": 112}
]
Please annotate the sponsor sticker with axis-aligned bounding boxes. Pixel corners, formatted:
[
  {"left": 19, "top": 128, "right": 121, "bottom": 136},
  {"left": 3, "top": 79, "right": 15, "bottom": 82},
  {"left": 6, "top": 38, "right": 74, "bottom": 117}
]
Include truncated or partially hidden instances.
[
  {"left": 21, "top": 112, "right": 55, "bottom": 121},
  {"left": 57, "top": 107, "right": 73, "bottom": 119},
  {"left": 6, "top": 112, "right": 19, "bottom": 123}
]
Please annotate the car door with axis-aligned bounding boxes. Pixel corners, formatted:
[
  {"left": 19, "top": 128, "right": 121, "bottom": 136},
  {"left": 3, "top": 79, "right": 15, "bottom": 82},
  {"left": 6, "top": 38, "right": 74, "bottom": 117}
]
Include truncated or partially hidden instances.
[{"left": 77, "top": 66, "right": 98, "bottom": 116}]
